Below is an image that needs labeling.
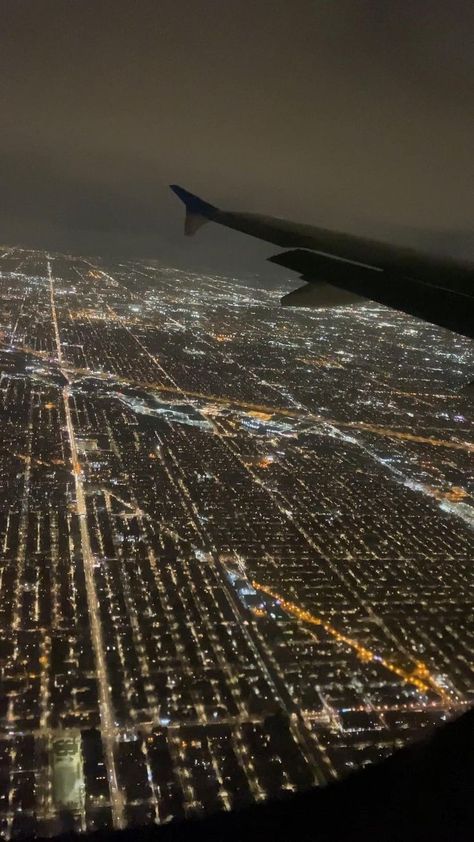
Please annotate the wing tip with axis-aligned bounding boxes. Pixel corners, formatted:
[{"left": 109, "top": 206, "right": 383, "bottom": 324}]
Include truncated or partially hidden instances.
[
  {"left": 169, "top": 185, "right": 216, "bottom": 214},
  {"left": 169, "top": 184, "right": 190, "bottom": 203},
  {"left": 170, "top": 185, "right": 218, "bottom": 236}
]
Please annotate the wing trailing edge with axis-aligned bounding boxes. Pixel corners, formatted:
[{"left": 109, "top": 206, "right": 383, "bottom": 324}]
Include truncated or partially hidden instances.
[{"left": 270, "top": 249, "right": 474, "bottom": 337}]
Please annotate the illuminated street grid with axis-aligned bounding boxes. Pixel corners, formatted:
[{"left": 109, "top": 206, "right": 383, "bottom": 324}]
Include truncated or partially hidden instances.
[{"left": 0, "top": 247, "right": 472, "bottom": 836}]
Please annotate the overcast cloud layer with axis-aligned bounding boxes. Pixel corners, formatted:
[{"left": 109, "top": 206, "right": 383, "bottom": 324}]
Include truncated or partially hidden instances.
[{"left": 1, "top": 0, "right": 473, "bottom": 271}]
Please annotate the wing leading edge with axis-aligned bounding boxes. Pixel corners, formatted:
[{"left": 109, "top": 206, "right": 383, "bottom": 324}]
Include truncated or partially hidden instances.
[{"left": 170, "top": 185, "right": 474, "bottom": 339}]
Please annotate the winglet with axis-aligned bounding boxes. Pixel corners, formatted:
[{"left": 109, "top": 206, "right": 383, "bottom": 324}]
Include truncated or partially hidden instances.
[{"left": 170, "top": 185, "right": 218, "bottom": 236}]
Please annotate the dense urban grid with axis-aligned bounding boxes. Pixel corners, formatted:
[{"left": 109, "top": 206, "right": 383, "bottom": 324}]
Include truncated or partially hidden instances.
[{"left": 0, "top": 246, "right": 472, "bottom": 837}]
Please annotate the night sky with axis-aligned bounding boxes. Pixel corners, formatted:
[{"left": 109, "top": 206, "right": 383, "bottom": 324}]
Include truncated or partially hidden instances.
[{"left": 2, "top": 0, "right": 473, "bottom": 270}]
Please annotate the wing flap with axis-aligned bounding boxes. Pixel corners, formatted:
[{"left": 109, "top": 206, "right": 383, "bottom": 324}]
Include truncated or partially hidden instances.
[
  {"left": 281, "top": 283, "right": 365, "bottom": 308},
  {"left": 271, "top": 250, "right": 474, "bottom": 337}
]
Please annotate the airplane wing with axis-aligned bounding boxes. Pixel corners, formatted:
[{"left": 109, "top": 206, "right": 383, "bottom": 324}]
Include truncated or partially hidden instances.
[{"left": 170, "top": 185, "right": 474, "bottom": 339}]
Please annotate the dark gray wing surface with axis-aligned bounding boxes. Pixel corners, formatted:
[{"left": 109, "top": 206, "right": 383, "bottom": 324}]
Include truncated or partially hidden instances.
[{"left": 170, "top": 185, "right": 474, "bottom": 339}]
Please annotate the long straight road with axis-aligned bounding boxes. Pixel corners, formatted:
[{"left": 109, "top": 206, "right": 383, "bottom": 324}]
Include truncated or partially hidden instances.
[{"left": 47, "top": 259, "right": 125, "bottom": 829}]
